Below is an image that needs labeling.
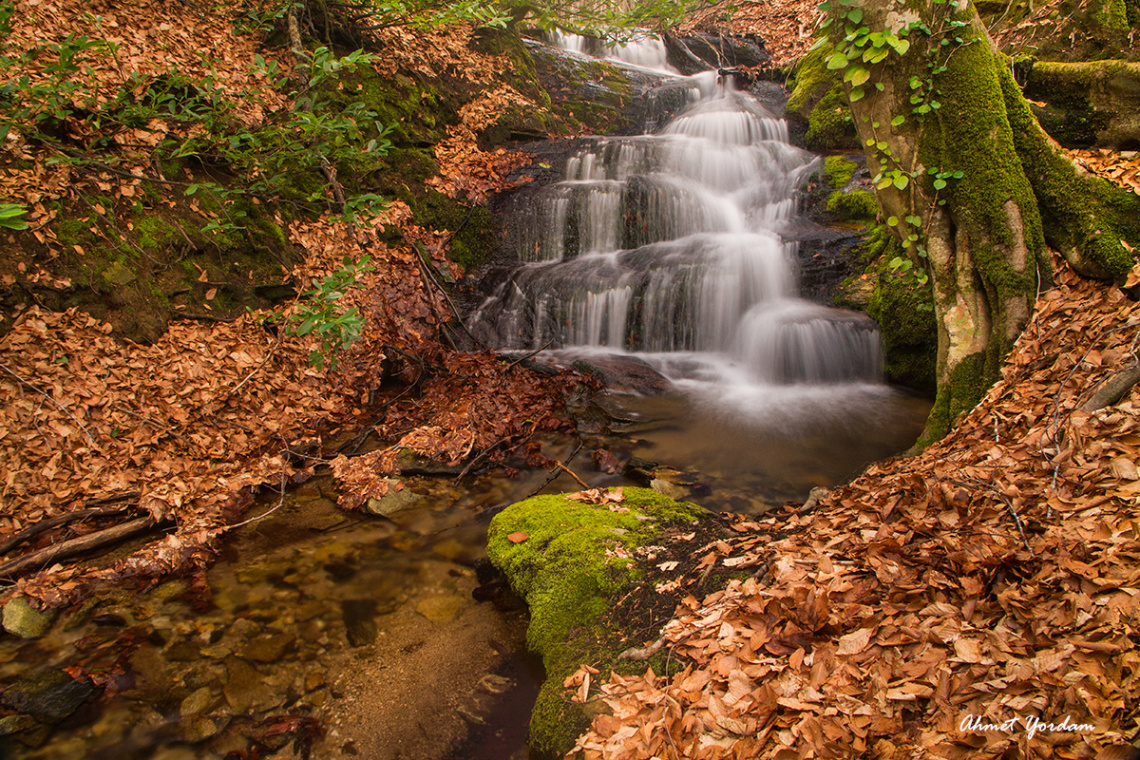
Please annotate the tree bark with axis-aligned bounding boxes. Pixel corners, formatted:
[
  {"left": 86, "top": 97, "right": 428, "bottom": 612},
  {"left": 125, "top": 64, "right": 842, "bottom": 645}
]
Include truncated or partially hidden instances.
[{"left": 823, "top": 0, "right": 1140, "bottom": 443}]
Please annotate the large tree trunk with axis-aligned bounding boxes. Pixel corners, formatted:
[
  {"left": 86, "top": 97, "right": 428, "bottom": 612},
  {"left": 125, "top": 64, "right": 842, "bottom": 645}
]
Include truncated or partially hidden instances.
[{"left": 822, "top": 0, "right": 1140, "bottom": 444}]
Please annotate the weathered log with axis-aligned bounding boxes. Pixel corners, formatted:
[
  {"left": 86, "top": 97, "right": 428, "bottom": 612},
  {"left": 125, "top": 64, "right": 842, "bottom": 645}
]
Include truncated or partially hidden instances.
[
  {"left": 1080, "top": 363, "right": 1140, "bottom": 411},
  {"left": 0, "top": 504, "right": 133, "bottom": 557},
  {"left": 0, "top": 517, "right": 167, "bottom": 579}
]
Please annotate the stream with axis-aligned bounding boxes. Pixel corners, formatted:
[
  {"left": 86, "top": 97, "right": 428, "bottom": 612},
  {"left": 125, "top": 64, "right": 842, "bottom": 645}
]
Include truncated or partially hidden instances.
[{"left": 0, "top": 33, "right": 929, "bottom": 760}]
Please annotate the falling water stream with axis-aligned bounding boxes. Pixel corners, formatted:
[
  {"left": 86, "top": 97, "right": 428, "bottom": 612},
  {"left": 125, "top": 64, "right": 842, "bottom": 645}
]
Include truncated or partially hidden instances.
[{"left": 471, "top": 35, "right": 930, "bottom": 507}]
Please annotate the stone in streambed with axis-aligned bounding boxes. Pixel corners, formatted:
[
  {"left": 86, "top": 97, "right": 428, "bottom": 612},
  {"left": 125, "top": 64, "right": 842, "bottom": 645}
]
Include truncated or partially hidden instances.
[
  {"left": 240, "top": 632, "right": 295, "bottom": 663},
  {"left": 366, "top": 480, "right": 424, "bottom": 516},
  {"left": 415, "top": 595, "right": 466, "bottom": 625},
  {"left": 341, "top": 599, "right": 378, "bottom": 647},
  {"left": 0, "top": 668, "right": 95, "bottom": 723},
  {"left": 2, "top": 596, "right": 57, "bottom": 639}
]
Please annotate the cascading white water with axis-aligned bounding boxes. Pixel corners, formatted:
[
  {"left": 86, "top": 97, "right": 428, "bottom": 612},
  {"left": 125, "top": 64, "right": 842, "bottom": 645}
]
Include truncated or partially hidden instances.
[
  {"left": 469, "top": 62, "right": 883, "bottom": 386},
  {"left": 468, "top": 34, "right": 931, "bottom": 508}
]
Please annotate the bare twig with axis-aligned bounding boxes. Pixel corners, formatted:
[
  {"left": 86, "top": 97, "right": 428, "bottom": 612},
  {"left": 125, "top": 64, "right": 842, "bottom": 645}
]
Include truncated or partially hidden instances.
[
  {"left": 0, "top": 362, "right": 97, "bottom": 446},
  {"left": 555, "top": 459, "right": 591, "bottom": 490},
  {"left": 526, "top": 441, "right": 585, "bottom": 498},
  {"left": 226, "top": 467, "right": 289, "bottom": 531},
  {"left": 506, "top": 337, "right": 557, "bottom": 369}
]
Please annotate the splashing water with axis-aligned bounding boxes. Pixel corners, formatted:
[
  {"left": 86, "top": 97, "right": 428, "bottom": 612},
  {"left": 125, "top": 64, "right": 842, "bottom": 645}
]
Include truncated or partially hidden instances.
[{"left": 469, "top": 41, "right": 927, "bottom": 500}]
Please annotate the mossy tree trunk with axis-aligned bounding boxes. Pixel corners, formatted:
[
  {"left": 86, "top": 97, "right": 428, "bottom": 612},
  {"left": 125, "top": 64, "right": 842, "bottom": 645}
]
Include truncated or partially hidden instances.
[{"left": 822, "top": 0, "right": 1140, "bottom": 444}]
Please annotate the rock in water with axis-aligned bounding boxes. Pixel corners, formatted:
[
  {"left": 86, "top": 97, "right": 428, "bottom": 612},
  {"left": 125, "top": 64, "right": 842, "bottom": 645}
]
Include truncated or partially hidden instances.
[
  {"left": 2, "top": 596, "right": 57, "bottom": 639},
  {"left": 0, "top": 668, "right": 94, "bottom": 723}
]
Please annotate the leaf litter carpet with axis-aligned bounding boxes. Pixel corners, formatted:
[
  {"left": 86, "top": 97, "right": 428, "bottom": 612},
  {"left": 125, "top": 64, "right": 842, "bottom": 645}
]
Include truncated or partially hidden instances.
[{"left": 568, "top": 255, "right": 1140, "bottom": 759}]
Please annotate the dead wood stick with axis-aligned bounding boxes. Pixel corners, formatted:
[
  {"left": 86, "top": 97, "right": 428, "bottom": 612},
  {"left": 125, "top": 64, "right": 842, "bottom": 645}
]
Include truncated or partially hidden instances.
[
  {"left": 220, "top": 333, "right": 283, "bottom": 404},
  {"left": 1080, "top": 362, "right": 1140, "bottom": 411},
  {"left": 0, "top": 362, "right": 97, "bottom": 446},
  {"left": 506, "top": 337, "right": 557, "bottom": 369},
  {"left": 555, "top": 459, "right": 591, "bottom": 490},
  {"left": 455, "top": 438, "right": 509, "bottom": 483},
  {"left": 0, "top": 505, "right": 133, "bottom": 557},
  {"left": 617, "top": 637, "right": 666, "bottom": 661},
  {"left": 414, "top": 245, "right": 487, "bottom": 349},
  {"left": 0, "top": 517, "right": 165, "bottom": 579},
  {"left": 525, "top": 441, "right": 585, "bottom": 499}
]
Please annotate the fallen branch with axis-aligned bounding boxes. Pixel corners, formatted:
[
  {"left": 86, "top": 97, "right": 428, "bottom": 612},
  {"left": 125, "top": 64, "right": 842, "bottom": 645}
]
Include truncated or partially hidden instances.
[
  {"left": 0, "top": 504, "right": 134, "bottom": 557},
  {"left": 555, "top": 459, "right": 590, "bottom": 490},
  {"left": 0, "top": 517, "right": 166, "bottom": 580},
  {"left": 1080, "top": 362, "right": 1140, "bottom": 411},
  {"left": 525, "top": 441, "right": 584, "bottom": 499},
  {"left": 506, "top": 337, "right": 556, "bottom": 370},
  {"left": 617, "top": 637, "right": 666, "bottom": 661}
]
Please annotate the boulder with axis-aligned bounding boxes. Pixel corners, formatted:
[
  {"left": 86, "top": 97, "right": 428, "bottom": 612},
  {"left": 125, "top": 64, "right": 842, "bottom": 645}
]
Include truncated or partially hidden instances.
[
  {"left": 0, "top": 668, "right": 94, "bottom": 723},
  {"left": 2, "top": 596, "right": 57, "bottom": 639}
]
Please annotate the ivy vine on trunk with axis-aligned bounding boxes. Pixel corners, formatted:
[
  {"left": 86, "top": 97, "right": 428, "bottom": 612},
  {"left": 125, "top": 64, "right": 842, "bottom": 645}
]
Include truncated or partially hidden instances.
[{"left": 819, "top": 0, "right": 1140, "bottom": 445}]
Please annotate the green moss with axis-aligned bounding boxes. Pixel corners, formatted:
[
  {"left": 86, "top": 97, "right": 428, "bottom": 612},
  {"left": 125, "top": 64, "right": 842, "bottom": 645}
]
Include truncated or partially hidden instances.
[
  {"left": 918, "top": 40, "right": 1046, "bottom": 321},
  {"left": 487, "top": 488, "right": 704, "bottom": 757},
  {"left": 1023, "top": 62, "right": 1115, "bottom": 147},
  {"left": 827, "top": 189, "right": 878, "bottom": 222},
  {"left": 999, "top": 65, "right": 1140, "bottom": 281},
  {"left": 133, "top": 216, "right": 179, "bottom": 250},
  {"left": 865, "top": 234, "right": 938, "bottom": 393},
  {"left": 824, "top": 155, "right": 858, "bottom": 188},
  {"left": 916, "top": 350, "right": 992, "bottom": 447},
  {"left": 787, "top": 45, "right": 858, "bottom": 151}
]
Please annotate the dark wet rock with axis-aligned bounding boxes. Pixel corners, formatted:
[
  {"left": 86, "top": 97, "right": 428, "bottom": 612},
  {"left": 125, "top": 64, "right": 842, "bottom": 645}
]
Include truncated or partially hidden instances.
[
  {"left": 323, "top": 560, "right": 358, "bottom": 581},
  {"left": 241, "top": 632, "right": 295, "bottom": 663},
  {"left": 623, "top": 457, "right": 659, "bottom": 486},
  {"left": 2, "top": 596, "right": 57, "bottom": 639},
  {"left": 785, "top": 220, "right": 867, "bottom": 306},
  {"left": 165, "top": 639, "right": 200, "bottom": 662},
  {"left": 341, "top": 599, "right": 378, "bottom": 647},
  {"left": 570, "top": 355, "right": 673, "bottom": 395},
  {"left": 0, "top": 714, "right": 37, "bottom": 735},
  {"left": 0, "top": 668, "right": 95, "bottom": 723},
  {"left": 91, "top": 613, "right": 128, "bottom": 627},
  {"left": 665, "top": 32, "right": 771, "bottom": 75}
]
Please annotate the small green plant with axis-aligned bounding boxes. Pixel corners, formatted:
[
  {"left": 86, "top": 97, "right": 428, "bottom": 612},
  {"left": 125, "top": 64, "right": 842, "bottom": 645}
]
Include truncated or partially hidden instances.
[
  {"left": 0, "top": 204, "right": 30, "bottom": 230},
  {"left": 285, "top": 256, "right": 375, "bottom": 369}
]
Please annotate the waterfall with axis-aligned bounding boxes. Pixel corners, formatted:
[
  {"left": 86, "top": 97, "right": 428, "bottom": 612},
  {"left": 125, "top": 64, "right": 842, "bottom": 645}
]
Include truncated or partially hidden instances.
[{"left": 469, "top": 58, "right": 885, "bottom": 389}]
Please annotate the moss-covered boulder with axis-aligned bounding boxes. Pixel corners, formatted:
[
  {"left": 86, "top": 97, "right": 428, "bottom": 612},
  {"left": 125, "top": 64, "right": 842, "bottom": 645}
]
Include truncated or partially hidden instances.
[
  {"left": 486, "top": 488, "right": 706, "bottom": 757},
  {"left": 786, "top": 44, "right": 859, "bottom": 151},
  {"left": 1022, "top": 60, "right": 1140, "bottom": 148}
]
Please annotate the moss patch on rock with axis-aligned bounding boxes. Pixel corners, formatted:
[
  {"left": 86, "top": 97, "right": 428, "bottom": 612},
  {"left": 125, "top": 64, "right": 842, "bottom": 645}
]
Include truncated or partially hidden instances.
[
  {"left": 827, "top": 189, "right": 878, "bottom": 222},
  {"left": 787, "top": 45, "right": 859, "bottom": 151},
  {"left": 486, "top": 488, "right": 708, "bottom": 757}
]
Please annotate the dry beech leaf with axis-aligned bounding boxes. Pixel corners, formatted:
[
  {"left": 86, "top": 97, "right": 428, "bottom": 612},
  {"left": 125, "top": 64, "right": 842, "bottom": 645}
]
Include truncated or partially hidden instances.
[{"left": 507, "top": 532, "right": 528, "bottom": 544}]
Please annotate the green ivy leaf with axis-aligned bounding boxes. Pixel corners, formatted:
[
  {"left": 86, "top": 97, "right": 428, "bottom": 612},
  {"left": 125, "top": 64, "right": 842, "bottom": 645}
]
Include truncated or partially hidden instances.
[
  {"left": 846, "top": 8, "right": 863, "bottom": 22},
  {"left": 847, "top": 66, "right": 870, "bottom": 86},
  {"left": 887, "top": 216, "right": 899, "bottom": 226},
  {"left": 933, "top": 178, "right": 948, "bottom": 190},
  {"left": 891, "top": 114, "right": 906, "bottom": 126},
  {"left": 826, "top": 52, "right": 849, "bottom": 69},
  {"left": 849, "top": 87, "right": 865, "bottom": 101},
  {"left": 893, "top": 174, "right": 909, "bottom": 190}
]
